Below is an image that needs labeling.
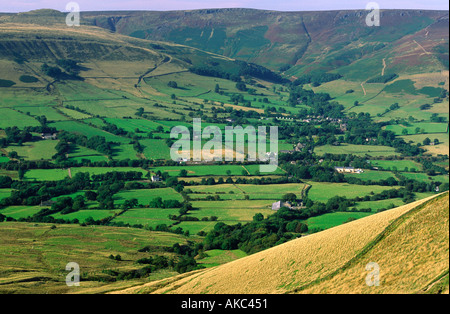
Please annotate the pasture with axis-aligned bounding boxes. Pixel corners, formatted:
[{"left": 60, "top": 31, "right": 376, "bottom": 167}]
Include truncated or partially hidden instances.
[
  {"left": 344, "top": 170, "right": 398, "bottom": 181},
  {"left": 5, "top": 140, "right": 58, "bottom": 161},
  {"left": 369, "top": 159, "right": 423, "bottom": 172},
  {"left": 314, "top": 144, "right": 398, "bottom": 157},
  {"left": 0, "top": 108, "right": 41, "bottom": 129},
  {"left": 306, "top": 212, "right": 373, "bottom": 230},
  {"left": 305, "top": 182, "right": 397, "bottom": 202},
  {"left": 114, "top": 188, "right": 184, "bottom": 205},
  {"left": 24, "top": 167, "right": 148, "bottom": 181},
  {"left": 0, "top": 222, "right": 191, "bottom": 294}
]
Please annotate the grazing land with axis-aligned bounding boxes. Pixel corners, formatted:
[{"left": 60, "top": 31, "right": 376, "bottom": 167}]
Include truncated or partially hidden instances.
[{"left": 0, "top": 8, "right": 448, "bottom": 294}]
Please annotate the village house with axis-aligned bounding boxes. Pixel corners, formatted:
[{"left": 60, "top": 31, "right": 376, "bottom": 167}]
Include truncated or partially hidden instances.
[
  {"left": 271, "top": 201, "right": 292, "bottom": 211},
  {"left": 151, "top": 175, "right": 162, "bottom": 182},
  {"left": 334, "top": 167, "right": 363, "bottom": 174},
  {"left": 41, "top": 133, "right": 57, "bottom": 140}
]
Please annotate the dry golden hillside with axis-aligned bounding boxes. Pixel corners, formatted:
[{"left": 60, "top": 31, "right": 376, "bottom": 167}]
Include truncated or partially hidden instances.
[{"left": 113, "top": 193, "right": 449, "bottom": 294}]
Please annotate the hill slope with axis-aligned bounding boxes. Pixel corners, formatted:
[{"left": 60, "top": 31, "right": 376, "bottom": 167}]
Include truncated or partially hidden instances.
[
  {"left": 114, "top": 192, "right": 449, "bottom": 294},
  {"left": 81, "top": 9, "right": 449, "bottom": 77}
]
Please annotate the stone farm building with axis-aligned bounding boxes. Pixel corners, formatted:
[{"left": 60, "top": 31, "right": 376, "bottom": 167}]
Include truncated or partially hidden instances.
[{"left": 334, "top": 167, "right": 363, "bottom": 174}]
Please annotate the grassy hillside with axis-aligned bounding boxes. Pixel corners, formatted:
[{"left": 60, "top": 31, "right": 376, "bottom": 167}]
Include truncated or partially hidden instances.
[
  {"left": 115, "top": 192, "right": 448, "bottom": 294},
  {"left": 0, "top": 222, "right": 194, "bottom": 294},
  {"left": 76, "top": 9, "right": 449, "bottom": 75}
]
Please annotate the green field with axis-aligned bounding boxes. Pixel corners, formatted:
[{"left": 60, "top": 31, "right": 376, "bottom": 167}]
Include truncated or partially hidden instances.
[
  {"left": 0, "top": 189, "right": 12, "bottom": 201},
  {"left": 197, "top": 249, "right": 248, "bottom": 268},
  {"left": 150, "top": 164, "right": 284, "bottom": 177},
  {"left": 68, "top": 145, "right": 109, "bottom": 163},
  {"left": 24, "top": 168, "right": 69, "bottom": 181},
  {"left": 401, "top": 172, "right": 449, "bottom": 184},
  {"left": 48, "top": 121, "right": 129, "bottom": 143},
  {"left": 105, "top": 118, "right": 170, "bottom": 134},
  {"left": 24, "top": 167, "right": 148, "bottom": 181},
  {"left": 59, "top": 107, "right": 92, "bottom": 120},
  {"left": 187, "top": 183, "right": 306, "bottom": 201},
  {"left": 353, "top": 198, "right": 406, "bottom": 211},
  {"left": 5, "top": 141, "right": 58, "bottom": 161},
  {"left": 344, "top": 170, "right": 398, "bottom": 182},
  {"left": 384, "top": 122, "right": 448, "bottom": 136},
  {"left": 114, "top": 188, "right": 183, "bottom": 205},
  {"left": 306, "top": 211, "right": 373, "bottom": 230},
  {"left": 188, "top": 199, "right": 276, "bottom": 226},
  {"left": 306, "top": 182, "right": 397, "bottom": 202},
  {"left": 401, "top": 133, "right": 449, "bottom": 156},
  {"left": 0, "top": 108, "right": 41, "bottom": 129},
  {"left": 111, "top": 207, "right": 181, "bottom": 229},
  {"left": 0, "top": 206, "right": 42, "bottom": 219},
  {"left": 369, "top": 159, "right": 423, "bottom": 172},
  {"left": 314, "top": 144, "right": 398, "bottom": 157},
  {"left": 15, "top": 106, "right": 69, "bottom": 122},
  {"left": 51, "top": 209, "right": 122, "bottom": 223},
  {"left": 141, "top": 139, "right": 171, "bottom": 160}
]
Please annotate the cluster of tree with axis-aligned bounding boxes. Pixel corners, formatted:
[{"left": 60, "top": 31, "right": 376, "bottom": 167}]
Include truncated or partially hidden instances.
[
  {"left": 0, "top": 127, "right": 32, "bottom": 147},
  {"left": 168, "top": 81, "right": 178, "bottom": 88},
  {"left": 41, "top": 59, "right": 82, "bottom": 80},
  {"left": 180, "top": 174, "right": 303, "bottom": 187},
  {"left": 366, "top": 73, "right": 398, "bottom": 84},
  {"left": 56, "top": 131, "right": 115, "bottom": 158},
  {"left": 189, "top": 66, "right": 241, "bottom": 82},
  {"left": 343, "top": 113, "right": 424, "bottom": 156},
  {"left": 203, "top": 206, "right": 317, "bottom": 254},
  {"left": 0, "top": 176, "right": 13, "bottom": 188},
  {"left": 378, "top": 103, "right": 400, "bottom": 117},
  {"left": 90, "top": 171, "right": 143, "bottom": 182},
  {"left": 148, "top": 197, "right": 182, "bottom": 209},
  {"left": 282, "top": 163, "right": 345, "bottom": 183},
  {"left": 138, "top": 242, "right": 204, "bottom": 274},
  {"left": 0, "top": 173, "right": 91, "bottom": 207},
  {"left": 288, "top": 86, "right": 344, "bottom": 118},
  {"left": 292, "top": 72, "right": 342, "bottom": 86},
  {"left": 235, "top": 60, "right": 288, "bottom": 84},
  {"left": 51, "top": 195, "right": 86, "bottom": 215},
  {"left": 91, "top": 252, "right": 198, "bottom": 282},
  {"left": 430, "top": 113, "right": 447, "bottom": 123},
  {"left": 101, "top": 121, "right": 128, "bottom": 137}
]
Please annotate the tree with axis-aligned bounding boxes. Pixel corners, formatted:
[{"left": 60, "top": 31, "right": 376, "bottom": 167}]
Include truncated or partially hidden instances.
[
  {"left": 168, "top": 81, "right": 178, "bottom": 88},
  {"left": 135, "top": 107, "right": 144, "bottom": 117},
  {"left": 282, "top": 193, "right": 297, "bottom": 203},
  {"left": 0, "top": 176, "right": 13, "bottom": 188},
  {"left": 423, "top": 137, "right": 431, "bottom": 146},
  {"left": 253, "top": 213, "right": 264, "bottom": 222},
  {"left": 179, "top": 169, "right": 188, "bottom": 177},
  {"left": 8, "top": 151, "right": 18, "bottom": 159},
  {"left": 235, "top": 81, "right": 247, "bottom": 92},
  {"left": 85, "top": 190, "right": 98, "bottom": 201}
]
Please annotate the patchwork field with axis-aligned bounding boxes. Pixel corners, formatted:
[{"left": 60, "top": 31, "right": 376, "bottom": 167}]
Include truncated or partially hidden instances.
[
  {"left": 24, "top": 167, "right": 148, "bottom": 181},
  {"left": 0, "top": 9, "right": 448, "bottom": 295},
  {"left": 305, "top": 182, "right": 398, "bottom": 202},
  {"left": 117, "top": 193, "right": 448, "bottom": 294},
  {"left": 0, "top": 108, "right": 41, "bottom": 129},
  {"left": 401, "top": 133, "right": 449, "bottom": 156},
  {"left": 344, "top": 170, "right": 398, "bottom": 182},
  {"left": 314, "top": 144, "right": 398, "bottom": 157},
  {"left": 5, "top": 140, "right": 58, "bottom": 161}
]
